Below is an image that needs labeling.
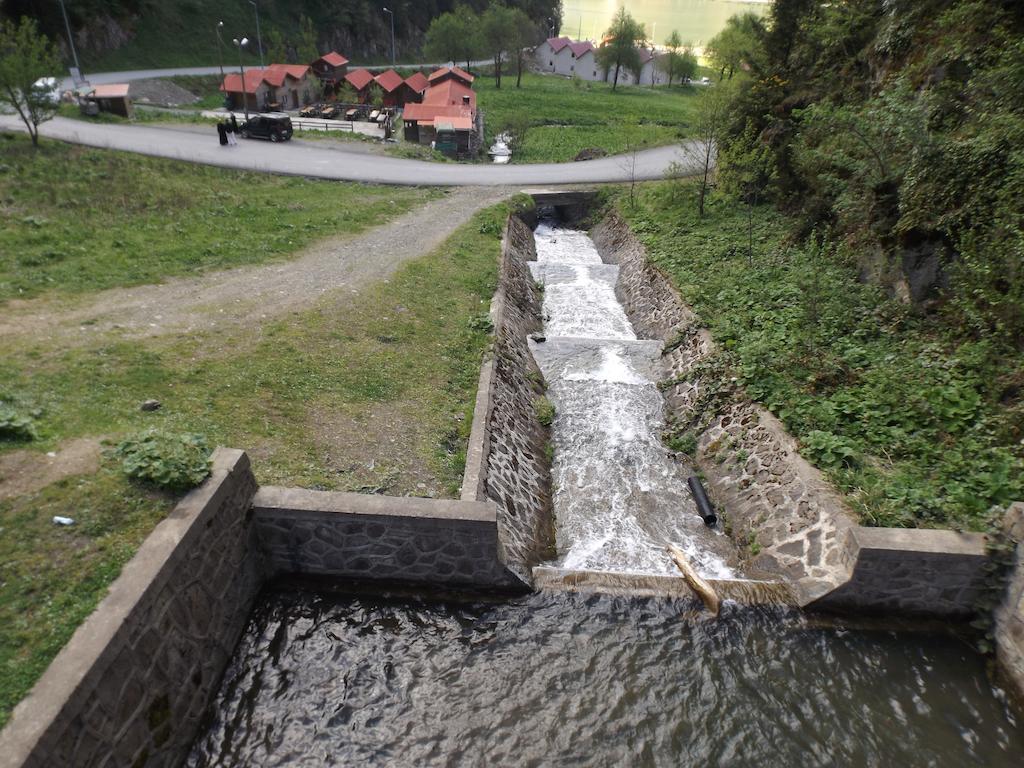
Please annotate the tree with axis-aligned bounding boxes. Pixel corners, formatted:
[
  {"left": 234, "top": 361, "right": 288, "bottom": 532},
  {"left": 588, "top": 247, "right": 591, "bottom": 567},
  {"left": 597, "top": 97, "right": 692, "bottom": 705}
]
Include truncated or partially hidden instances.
[
  {"left": 263, "top": 26, "right": 287, "bottom": 64},
  {"left": 481, "top": 4, "right": 517, "bottom": 89},
  {"left": 682, "top": 84, "right": 731, "bottom": 217},
  {"left": 660, "top": 31, "right": 697, "bottom": 86},
  {"left": 0, "top": 17, "right": 62, "bottom": 148},
  {"left": 296, "top": 14, "right": 319, "bottom": 64},
  {"left": 424, "top": 6, "right": 481, "bottom": 70},
  {"left": 596, "top": 8, "right": 646, "bottom": 91},
  {"left": 507, "top": 8, "right": 541, "bottom": 88},
  {"left": 705, "top": 13, "right": 763, "bottom": 81},
  {"left": 366, "top": 82, "right": 384, "bottom": 108}
]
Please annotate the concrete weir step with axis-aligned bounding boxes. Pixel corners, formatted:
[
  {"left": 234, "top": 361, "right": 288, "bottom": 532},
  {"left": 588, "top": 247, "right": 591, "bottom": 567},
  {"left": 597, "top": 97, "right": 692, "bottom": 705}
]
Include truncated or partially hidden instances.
[{"left": 532, "top": 566, "right": 798, "bottom": 607}]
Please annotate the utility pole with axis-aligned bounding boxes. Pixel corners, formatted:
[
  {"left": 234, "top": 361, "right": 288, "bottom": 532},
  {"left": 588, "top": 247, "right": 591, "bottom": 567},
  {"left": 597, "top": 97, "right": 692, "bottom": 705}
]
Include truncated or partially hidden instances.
[
  {"left": 382, "top": 7, "right": 395, "bottom": 66},
  {"left": 56, "top": 0, "right": 82, "bottom": 76},
  {"left": 249, "top": 1, "right": 264, "bottom": 67},
  {"left": 233, "top": 37, "right": 250, "bottom": 121}
]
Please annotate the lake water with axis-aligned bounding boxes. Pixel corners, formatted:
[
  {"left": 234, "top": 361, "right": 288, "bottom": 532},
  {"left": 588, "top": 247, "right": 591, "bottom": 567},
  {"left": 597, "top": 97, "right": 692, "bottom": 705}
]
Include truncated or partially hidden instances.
[{"left": 561, "top": 0, "right": 771, "bottom": 48}]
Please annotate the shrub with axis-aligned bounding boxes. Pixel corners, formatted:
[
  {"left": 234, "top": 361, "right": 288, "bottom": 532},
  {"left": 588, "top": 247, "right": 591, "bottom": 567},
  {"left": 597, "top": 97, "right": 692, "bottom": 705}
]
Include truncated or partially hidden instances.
[
  {"left": 801, "top": 430, "right": 859, "bottom": 469},
  {"left": 535, "top": 395, "right": 555, "bottom": 427},
  {"left": 0, "top": 403, "right": 38, "bottom": 441},
  {"left": 114, "top": 429, "right": 212, "bottom": 491}
]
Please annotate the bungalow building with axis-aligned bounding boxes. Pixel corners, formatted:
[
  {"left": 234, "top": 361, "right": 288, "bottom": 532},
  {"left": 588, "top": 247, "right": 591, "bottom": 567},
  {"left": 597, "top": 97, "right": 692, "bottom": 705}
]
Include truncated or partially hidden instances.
[
  {"left": 374, "top": 68, "right": 407, "bottom": 107},
  {"left": 608, "top": 48, "right": 666, "bottom": 86},
  {"left": 404, "top": 71, "right": 429, "bottom": 103},
  {"left": 221, "top": 64, "right": 316, "bottom": 111},
  {"left": 402, "top": 69, "right": 479, "bottom": 158},
  {"left": 343, "top": 67, "right": 376, "bottom": 102},
  {"left": 311, "top": 51, "right": 349, "bottom": 92},
  {"left": 85, "top": 83, "right": 133, "bottom": 117}
]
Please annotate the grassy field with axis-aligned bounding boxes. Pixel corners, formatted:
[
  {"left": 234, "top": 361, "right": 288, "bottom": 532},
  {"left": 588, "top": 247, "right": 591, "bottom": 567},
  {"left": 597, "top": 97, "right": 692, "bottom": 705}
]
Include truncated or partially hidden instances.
[
  {"left": 476, "top": 71, "right": 705, "bottom": 163},
  {"left": 0, "top": 135, "right": 432, "bottom": 302},
  {"left": 0, "top": 150, "right": 511, "bottom": 725},
  {"left": 622, "top": 180, "right": 1024, "bottom": 531}
]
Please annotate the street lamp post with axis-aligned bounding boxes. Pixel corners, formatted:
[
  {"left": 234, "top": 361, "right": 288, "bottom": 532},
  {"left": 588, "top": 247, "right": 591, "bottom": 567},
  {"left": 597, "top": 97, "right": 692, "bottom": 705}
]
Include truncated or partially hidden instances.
[
  {"left": 215, "top": 21, "right": 226, "bottom": 83},
  {"left": 248, "top": 1, "right": 264, "bottom": 68},
  {"left": 382, "top": 7, "right": 395, "bottom": 66},
  {"left": 56, "top": 0, "right": 82, "bottom": 76},
  {"left": 233, "top": 37, "right": 250, "bottom": 122}
]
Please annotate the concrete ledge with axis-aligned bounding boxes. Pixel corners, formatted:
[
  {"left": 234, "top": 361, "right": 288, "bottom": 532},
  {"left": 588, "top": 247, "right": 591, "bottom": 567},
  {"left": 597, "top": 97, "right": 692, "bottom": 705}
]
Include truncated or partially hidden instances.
[
  {"left": 0, "top": 448, "right": 262, "bottom": 768},
  {"left": 533, "top": 566, "right": 797, "bottom": 606},
  {"left": 810, "top": 526, "right": 990, "bottom": 618},
  {"left": 460, "top": 358, "right": 495, "bottom": 502},
  {"left": 252, "top": 487, "right": 525, "bottom": 590}
]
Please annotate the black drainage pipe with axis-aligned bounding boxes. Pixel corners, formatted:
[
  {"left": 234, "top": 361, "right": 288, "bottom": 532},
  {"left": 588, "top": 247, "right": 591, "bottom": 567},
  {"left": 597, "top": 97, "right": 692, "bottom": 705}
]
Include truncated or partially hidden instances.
[{"left": 687, "top": 476, "right": 718, "bottom": 527}]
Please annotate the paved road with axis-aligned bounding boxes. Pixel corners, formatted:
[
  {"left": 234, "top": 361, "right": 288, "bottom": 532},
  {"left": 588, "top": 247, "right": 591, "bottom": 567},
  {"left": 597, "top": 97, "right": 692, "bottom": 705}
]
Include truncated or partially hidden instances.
[{"left": 0, "top": 116, "right": 700, "bottom": 186}]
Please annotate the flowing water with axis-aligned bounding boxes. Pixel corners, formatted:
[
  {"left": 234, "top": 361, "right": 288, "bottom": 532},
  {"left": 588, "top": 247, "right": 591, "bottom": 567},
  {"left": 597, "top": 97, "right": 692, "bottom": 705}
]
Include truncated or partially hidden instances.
[
  {"left": 188, "top": 585, "right": 1024, "bottom": 767},
  {"left": 529, "top": 223, "right": 736, "bottom": 577}
]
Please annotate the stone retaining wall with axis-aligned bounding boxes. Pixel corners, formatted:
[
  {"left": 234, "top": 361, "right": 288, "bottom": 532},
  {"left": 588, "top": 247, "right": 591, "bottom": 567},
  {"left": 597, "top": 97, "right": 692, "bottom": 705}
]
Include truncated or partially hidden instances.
[
  {"left": 592, "top": 210, "right": 855, "bottom": 602},
  {"left": 462, "top": 214, "right": 555, "bottom": 581},
  {"left": 0, "top": 449, "right": 263, "bottom": 768},
  {"left": 997, "top": 503, "right": 1024, "bottom": 704},
  {"left": 252, "top": 487, "right": 524, "bottom": 590},
  {"left": 809, "top": 527, "right": 989, "bottom": 617}
]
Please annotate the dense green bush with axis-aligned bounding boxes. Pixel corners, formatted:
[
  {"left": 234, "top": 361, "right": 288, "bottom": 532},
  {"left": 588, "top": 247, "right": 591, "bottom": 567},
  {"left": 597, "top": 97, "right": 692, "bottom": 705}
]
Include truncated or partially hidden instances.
[
  {"left": 114, "top": 430, "right": 211, "bottom": 492},
  {"left": 0, "top": 403, "right": 37, "bottom": 441}
]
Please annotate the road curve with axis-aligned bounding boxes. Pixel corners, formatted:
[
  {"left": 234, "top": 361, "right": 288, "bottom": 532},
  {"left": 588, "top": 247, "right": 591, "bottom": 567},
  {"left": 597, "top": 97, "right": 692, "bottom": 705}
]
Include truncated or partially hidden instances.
[{"left": 0, "top": 116, "right": 700, "bottom": 186}]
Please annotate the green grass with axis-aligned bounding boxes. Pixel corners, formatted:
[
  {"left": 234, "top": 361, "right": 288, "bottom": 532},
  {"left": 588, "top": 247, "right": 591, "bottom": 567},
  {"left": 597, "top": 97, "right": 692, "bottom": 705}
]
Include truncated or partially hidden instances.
[
  {"left": 0, "top": 185, "right": 513, "bottom": 727},
  {"left": 622, "top": 180, "right": 1024, "bottom": 531},
  {"left": 166, "top": 75, "right": 226, "bottom": 109},
  {"left": 476, "top": 72, "right": 702, "bottom": 163},
  {"left": 0, "top": 134, "right": 433, "bottom": 302}
]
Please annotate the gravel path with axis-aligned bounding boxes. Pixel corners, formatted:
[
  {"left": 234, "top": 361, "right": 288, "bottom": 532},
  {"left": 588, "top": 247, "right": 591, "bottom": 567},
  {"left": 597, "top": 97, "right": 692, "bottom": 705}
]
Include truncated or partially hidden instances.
[{"left": 0, "top": 186, "right": 511, "bottom": 345}]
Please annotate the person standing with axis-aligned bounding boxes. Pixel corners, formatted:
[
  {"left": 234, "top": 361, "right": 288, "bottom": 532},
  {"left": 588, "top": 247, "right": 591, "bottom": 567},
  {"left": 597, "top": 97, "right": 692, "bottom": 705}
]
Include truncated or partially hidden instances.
[
  {"left": 226, "top": 119, "right": 238, "bottom": 146},
  {"left": 230, "top": 113, "right": 239, "bottom": 134},
  {"left": 217, "top": 121, "right": 228, "bottom": 146}
]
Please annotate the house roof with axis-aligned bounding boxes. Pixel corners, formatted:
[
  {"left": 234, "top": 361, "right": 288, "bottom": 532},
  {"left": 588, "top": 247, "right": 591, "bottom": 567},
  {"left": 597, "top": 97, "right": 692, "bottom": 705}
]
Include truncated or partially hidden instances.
[
  {"left": 403, "top": 103, "right": 474, "bottom": 129},
  {"left": 422, "top": 79, "right": 476, "bottom": 109},
  {"left": 92, "top": 83, "right": 130, "bottom": 99},
  {"left": 568, "top": 41, "right": 594, "bottom": 58},
  {"left": 263, "top": 63, "right": 310, "bottom": 87},
  {"left": 547, "top": 36, "right": 571, "bottom": 53},
  {"left": 428, "top": 66, "right": 474, "bottom": 85},
  {"left": 404, "top": 72, "right": 429, "bottom": 93},
  {"left": 316, "top": 51, "right": 349, "bottom": 68},
  {"left": 221, "top": 69, "right": 268, "bottom": 94},
  {"left": 374, "top": 69, "right": 404, "bottom": 93},
  {"left": 435, "top": 116, "right": 473, "bottom": 131},
  {"left": 344, "top": 68, "right": 375, "bottom": 90},
  {"left": 638, "top": 48, "right": 656, "bottom": 65}
]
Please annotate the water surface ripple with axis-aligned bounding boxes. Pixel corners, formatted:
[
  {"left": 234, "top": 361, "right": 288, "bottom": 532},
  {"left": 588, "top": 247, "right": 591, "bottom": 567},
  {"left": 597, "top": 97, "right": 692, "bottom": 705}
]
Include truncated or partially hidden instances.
[{"left": 188, "top": 587, "right": 1023, "bottom": 767}]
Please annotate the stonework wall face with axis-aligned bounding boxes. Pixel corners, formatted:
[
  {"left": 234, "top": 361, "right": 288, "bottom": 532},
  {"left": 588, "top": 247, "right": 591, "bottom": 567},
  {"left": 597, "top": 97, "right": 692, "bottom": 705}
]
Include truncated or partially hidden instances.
[
  {"left": 591, "top": 211, "right": 855, "bottom": 600},
  {"left": 997, "top": 503, "right": 1024, "bottom": 702},
  {"left": 480, "top": 215, "right": 555, "bottom": 578},
  {"left": 252, "top": 489, "right": 523, "bottom": 590},
  {"left": 1, "top": 449, "right": 264, "bottom": 768},
  {"left": 810, "top": 528, "right": 989, "bottom": 617}
]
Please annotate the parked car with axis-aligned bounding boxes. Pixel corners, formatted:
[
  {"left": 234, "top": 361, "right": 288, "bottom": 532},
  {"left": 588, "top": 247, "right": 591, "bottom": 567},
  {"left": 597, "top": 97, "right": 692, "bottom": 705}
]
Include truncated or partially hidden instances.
[{"left": 239, "top": 114, "right": 293, "bottom": 142}]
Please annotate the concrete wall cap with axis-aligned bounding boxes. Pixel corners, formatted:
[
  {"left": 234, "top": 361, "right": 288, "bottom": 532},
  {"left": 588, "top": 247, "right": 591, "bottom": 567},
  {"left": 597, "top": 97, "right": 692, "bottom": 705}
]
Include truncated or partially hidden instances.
[{"left": 253, "top": 486, "right": 498, "bottom": 523}]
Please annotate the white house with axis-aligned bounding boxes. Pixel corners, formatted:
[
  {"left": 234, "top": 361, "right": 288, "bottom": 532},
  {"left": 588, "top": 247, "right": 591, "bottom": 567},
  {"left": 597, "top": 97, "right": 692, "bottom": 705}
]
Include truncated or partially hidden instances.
[
  {"left": 535, "top": 37, "right": 603, "bottom": 81},
  {"left": 605, "top": 48, "right": 667, "bottom": 86},
  {"left": 534, "top": 36, "right": 569, "bottom": 72}
]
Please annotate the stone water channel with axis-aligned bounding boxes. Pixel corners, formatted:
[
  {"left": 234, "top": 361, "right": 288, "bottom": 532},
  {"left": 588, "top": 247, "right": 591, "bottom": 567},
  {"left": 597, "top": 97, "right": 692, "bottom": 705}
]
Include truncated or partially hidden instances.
[
  {"left": 528, "top": 220, "right": 736, "bottom": 577},
  {"left": 184, "top": 215, "right": 1024, "bottom": 766}
]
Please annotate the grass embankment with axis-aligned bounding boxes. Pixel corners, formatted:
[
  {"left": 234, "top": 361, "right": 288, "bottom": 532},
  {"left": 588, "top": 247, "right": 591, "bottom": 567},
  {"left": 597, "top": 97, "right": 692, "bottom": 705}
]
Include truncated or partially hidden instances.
[
  {"left": 476, "top": 72, "right": 702, "bottom": 163},
  {"left": 0, "top": 135, "right": 430, "bottom": 302},
  {"left": 622, "top": 180, "right": 1023, "bottom": 531},
  {"left": 0, "top": 143, "right": 510, "bottom": 726}
]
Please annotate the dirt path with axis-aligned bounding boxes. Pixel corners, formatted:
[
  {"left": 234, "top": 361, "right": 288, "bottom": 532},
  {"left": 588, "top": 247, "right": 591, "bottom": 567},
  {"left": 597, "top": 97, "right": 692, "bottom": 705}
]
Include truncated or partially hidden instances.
[{"left": 0, "top": 186, "right": 512, "bottom": 345}]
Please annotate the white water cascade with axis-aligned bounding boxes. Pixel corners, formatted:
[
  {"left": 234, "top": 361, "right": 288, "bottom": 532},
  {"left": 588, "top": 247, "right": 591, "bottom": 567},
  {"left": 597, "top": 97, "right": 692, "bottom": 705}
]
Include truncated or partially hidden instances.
[{"left": 529, "top": 222, "right": 735, "bottom": 578}]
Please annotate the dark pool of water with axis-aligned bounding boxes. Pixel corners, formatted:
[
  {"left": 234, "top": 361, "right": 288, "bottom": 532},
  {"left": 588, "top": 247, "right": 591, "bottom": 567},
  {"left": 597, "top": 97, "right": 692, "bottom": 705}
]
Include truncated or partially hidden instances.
[{"left": 188, "top": 584, "right": 1023, "bottom": 767}]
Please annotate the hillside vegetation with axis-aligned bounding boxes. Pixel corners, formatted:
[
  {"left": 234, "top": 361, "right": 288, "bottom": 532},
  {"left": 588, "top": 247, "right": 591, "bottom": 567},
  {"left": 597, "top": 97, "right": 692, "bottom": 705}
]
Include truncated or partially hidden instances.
[
  {"left": 651, "top": 0, "right": 1024, "bottom": 530},
  {"left": 1, "top": 0, "right": 560, "bottom": 70}
]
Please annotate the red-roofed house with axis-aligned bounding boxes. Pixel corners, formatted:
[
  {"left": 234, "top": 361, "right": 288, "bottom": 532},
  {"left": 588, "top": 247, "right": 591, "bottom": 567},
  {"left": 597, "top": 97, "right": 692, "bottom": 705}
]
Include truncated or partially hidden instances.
[
  {"left": 535, "top": 36, "right": 570, "bottom": 72},
  {"left": 535, "top": 37, "right": 603, "bottom": 81},
  {"left": 343, "top": 68, "right": 376, "bottom": 101},
  {"left": 427, "top": 66, "right": 474, "bottom": 87},
  {"left": 374, "top": 68, "right": 407, "bottom": 107},
  {"left": 221, "top": 64, "right": 317, "bottom": 111},
  {"left": 403, "top": 72, "right": 479, "bottom": 157},
  {"left": 311, "top": 51, "right": 349, "bottom": 87},
  {"left": 404, "top": 72, "right": 429, "bottom": 103}
]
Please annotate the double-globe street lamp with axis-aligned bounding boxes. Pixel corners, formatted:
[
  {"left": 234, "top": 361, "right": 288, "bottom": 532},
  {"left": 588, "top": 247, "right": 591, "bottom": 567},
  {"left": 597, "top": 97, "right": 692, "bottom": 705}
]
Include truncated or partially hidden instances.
[{"left": 232, "top": 36, "right": 250, "bottom": 122}]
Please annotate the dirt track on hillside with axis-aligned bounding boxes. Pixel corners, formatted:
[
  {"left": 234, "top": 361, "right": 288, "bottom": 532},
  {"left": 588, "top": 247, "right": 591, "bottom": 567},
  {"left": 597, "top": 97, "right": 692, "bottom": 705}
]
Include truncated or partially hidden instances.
[{"left": 0, "top": 186, "right": 511, "bottom": 345}]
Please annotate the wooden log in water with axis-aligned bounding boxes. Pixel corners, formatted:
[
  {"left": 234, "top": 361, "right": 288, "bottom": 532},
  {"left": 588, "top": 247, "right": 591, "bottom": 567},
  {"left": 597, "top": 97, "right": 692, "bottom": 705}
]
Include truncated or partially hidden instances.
[{"left": 667, "top": 544, "right": 721, "bottom": 616}]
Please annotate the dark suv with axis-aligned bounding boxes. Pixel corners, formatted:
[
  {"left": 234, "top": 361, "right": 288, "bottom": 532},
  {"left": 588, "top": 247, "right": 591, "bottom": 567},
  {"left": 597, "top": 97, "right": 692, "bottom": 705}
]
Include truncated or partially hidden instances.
[{"left": 239, "top": 114, "right": 293, "bottom": 142}]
